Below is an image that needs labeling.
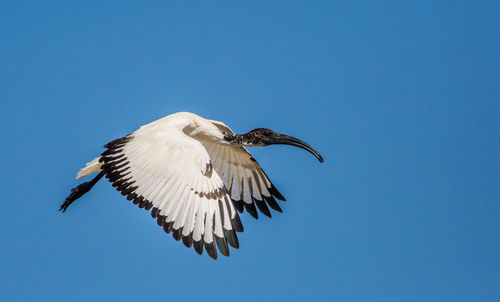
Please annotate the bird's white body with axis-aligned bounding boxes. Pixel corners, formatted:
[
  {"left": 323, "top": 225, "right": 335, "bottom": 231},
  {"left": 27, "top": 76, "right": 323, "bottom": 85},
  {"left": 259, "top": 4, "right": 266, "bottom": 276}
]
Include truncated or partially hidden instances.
[
  {"left": 75, "top": 112, "right": 289, "bottom": 258},
  {"left": 65, "top": 111, "right": 322, "bottom": 259}
]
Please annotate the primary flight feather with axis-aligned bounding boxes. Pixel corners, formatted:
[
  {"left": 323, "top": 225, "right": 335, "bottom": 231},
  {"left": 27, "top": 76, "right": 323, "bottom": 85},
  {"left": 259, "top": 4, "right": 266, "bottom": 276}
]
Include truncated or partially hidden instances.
[{"left": 61, "top": 112, "right": 323, "bottom": 259}]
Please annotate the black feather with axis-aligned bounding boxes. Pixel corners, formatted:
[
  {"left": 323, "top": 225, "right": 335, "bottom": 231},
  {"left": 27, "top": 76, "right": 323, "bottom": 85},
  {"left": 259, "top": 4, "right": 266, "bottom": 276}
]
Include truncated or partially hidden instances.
[
  {"left": 101, "top": 148, "right": 123, "bottom": 156},
  {"left": 182, "top": 233, "right": 193, "bottom": 248},
  {"left": 163, "top": 221, "right": 173, "bottom": 234},
  {"left": 109, "top": 161, "right": 129, "bottom": 171},
  {"left": 269, "top": 183, "right": 286, "bottom": 201},
  {"left": 126, "top": 192, "right": 136, "bottom": 201},
  {"left": 215, "top": 236, "right": 229, "bottom": 257},
  {"left": 263, "top": 195, "right": 282, "bottom": 213},
  {"left": 224, "top": 229, "right": 239, "bottom": 249},
  {"left": 144, "top": 201, "right": 153, "bottom": 211},
  {"left": 138, "top": 198, "right": 149, "bottom": 208},
  {"left": 218, "top": 200, "right": 225, "bottom": 226},
  {"left": 244, "top": 202, "right": 258, "bottom": 219},
  {"left": 232, "top": 199, "right": 244, "bottom": 213},
  {"left": 193, "top": 240, "right": 203, "bottom": 255},
  {"left": 120, "top": 185, "right": 137, "bottom": 197},
  {"left": 254, "top": 197, "right": 271, "bottom": 218},
  {"left": 151, "top": 207, "right": 159, "bottom": 219},
  {"left": 157, "top": 215, "right": 166, "bottom": 227},
  {"left": 103, "top": 135, "right": 132, "bottom": 149},
  {"left": 231, "top": 213, "right": 244, "bottom": 233},
  {"left": 204, "top": 241, "right": 218, "bottom": 260},
  {"left": 133, "top": 195, "right": 143, "bottom": 205},
  {"left": 114, "top": 177, "right": 133, "bottom": 189},
  {"left": 173, "top": 228, "right": 183, "bottom": 241},
  {"left": 104, "top": 153, "right": 125, "bottom": 162}
]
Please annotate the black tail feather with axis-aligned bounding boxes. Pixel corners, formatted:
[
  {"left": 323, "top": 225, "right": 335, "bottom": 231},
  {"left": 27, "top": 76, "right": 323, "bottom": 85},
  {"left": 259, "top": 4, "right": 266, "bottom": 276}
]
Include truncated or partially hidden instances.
[{"left": 60, "top": 171, "right": 105, "bottom": 212}]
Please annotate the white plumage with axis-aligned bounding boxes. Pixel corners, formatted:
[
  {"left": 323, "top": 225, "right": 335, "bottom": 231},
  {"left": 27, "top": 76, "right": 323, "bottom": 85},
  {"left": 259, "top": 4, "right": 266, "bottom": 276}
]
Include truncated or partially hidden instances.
[{"left": 62, "top": 112, "right": 323, "bottom": 259}]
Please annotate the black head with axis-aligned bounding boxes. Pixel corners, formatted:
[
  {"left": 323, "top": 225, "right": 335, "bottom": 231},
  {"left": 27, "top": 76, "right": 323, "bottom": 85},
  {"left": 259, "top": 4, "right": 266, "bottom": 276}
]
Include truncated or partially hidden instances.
[{"left": 238, "top": 128, "right": 324, "bottom": 163}]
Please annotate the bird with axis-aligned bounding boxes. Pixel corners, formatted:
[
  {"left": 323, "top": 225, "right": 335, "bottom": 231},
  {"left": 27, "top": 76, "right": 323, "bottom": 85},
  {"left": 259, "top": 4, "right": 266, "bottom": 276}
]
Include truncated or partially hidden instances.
[{"left": 60, "top": 112, "right": 323, "bottom": 259}]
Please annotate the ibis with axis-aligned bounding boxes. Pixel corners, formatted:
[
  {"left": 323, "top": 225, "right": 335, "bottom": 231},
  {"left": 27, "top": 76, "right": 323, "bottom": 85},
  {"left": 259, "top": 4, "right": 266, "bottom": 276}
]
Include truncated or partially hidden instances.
[{"left": 61, "top": 112, "right": 323, "bottom": 259}]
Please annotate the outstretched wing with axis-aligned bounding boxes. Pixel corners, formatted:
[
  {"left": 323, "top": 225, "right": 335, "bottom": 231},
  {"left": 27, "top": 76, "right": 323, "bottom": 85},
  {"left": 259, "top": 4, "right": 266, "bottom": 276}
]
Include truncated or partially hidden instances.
[
  {"left": 200, "top": 121, "right": 286, "bottom": 219},
  {"left": 99, "top": 132, "right": 243, "bottom": 260}
]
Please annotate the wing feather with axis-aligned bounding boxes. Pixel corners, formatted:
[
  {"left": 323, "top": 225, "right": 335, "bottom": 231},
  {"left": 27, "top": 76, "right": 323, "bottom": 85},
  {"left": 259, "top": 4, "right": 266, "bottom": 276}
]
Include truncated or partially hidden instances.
[
  {"left": 100, "top": 131, "right": 241, "bottom": 260},
  {"left": 200, "top": 124, "right": 286, "bottom": 220}
]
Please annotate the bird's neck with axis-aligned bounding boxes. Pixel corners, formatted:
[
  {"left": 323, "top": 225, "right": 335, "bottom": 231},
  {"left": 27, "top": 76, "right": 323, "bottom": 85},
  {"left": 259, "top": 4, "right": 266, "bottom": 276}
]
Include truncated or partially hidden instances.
[
  {"left": 222, "top": 133, "right": 242, "bottom": 145},
  {"left": 223, "top": 133, "right": 267, "bottom": 147}
]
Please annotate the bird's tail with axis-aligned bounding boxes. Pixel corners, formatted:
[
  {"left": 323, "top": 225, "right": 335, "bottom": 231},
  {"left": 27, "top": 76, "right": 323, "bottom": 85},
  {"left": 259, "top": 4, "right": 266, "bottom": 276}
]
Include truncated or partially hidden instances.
[{"left": 76, "top": 157, "right": 102, "bottom": 179}]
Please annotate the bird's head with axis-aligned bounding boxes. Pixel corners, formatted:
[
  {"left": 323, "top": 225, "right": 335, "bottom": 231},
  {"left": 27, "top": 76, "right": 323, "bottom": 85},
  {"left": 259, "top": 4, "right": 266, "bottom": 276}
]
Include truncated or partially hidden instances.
[{"left": 238, "top": 128, "right": 324, "bottom": 163}]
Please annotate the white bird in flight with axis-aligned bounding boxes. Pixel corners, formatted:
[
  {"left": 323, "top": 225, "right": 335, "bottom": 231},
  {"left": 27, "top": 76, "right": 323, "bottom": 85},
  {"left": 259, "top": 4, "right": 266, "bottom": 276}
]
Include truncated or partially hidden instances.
[{"left": 61, "top": 112, "right": 323, "bottom": 259}]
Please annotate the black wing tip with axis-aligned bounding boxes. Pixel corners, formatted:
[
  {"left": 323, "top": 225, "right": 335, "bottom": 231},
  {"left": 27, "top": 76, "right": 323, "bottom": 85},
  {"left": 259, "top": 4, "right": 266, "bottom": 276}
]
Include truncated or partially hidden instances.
[
  {"left": 103, "top": 135, "right": 133, "bottom": 149},
  {"left": 224, "top": 229, "right": 240, "bottom": 249},
  {"left": 232, "top": 195, "right": 285, "bottom": 219},
  {"left": 151, "top": 207, "right": 160, "bottom": 219},
  {"left": 233, "top": 199, "right": 244, "bottom": 213},
  {"left": 193, "top": 240, "right": 204, "bottom": 255},
  {"left": 243, "top": 202, "right": 259, "bottom": 219},
  {"left": 253, "top": 198, "right": 272, "bottom": 218},
  {"left": 204, "top": 241, "right": 218, "bottom": 260},
  {"left": 215, "top": 236, "right": 230, "bottom": 257},
  {"left": 182, "top": 234, "right": 193, "bottom": 248},
  {"left": 263, "top": 195, "right": 283, "bottom": 213},
  {"left": 231, "top": 214, "right": 244, "bottom": 233},
  {"left": 172, "top": 227, "right": 183, "bottom": 241},
  {"left": 157, "top": 215, "right": 166, "bottom": 227},
  {"left": 101, "top": 138, "right": 162, "bottom": 220},
  {"left": 269, "top": 184, "right": 286, "bottom": 201},
  {"left": 163, "top": 221, "right": 173, "bottom": 234}
]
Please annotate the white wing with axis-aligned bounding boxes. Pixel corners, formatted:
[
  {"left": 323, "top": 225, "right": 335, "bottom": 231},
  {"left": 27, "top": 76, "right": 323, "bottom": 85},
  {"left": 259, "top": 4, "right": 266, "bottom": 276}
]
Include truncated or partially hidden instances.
[
  {"left": 99, "top": 132, "right": 243, "bottom": 260},
  {"left": 201, "top": 121, "right": 286, "bottom": 219}
]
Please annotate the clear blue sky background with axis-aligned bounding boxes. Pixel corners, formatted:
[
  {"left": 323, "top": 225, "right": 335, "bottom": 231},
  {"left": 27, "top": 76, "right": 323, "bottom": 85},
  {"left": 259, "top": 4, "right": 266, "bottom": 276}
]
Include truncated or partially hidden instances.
[{"left": 1, "top": 1, "right": 499, "bottom": 301}]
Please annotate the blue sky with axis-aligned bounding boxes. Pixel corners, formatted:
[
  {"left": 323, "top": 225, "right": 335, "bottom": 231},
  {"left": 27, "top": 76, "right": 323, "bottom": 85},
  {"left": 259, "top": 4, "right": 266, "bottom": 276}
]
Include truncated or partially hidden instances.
[{"left": 1, "top": 1, "right": 499, "bottom": 301}]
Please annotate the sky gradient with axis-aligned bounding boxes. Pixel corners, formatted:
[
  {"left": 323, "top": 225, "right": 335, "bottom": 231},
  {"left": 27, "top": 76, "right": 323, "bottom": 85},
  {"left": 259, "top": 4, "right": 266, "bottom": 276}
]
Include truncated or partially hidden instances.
[{"left": 1, "top": 1, "right": 499, "bottom": 301}]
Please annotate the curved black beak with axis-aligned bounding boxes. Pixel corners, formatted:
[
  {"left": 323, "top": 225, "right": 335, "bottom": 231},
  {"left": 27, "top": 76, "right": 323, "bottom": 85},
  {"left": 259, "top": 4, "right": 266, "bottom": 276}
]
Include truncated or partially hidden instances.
[{"left": 272, "top": 134, "right": 324, "bottom": 163}]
